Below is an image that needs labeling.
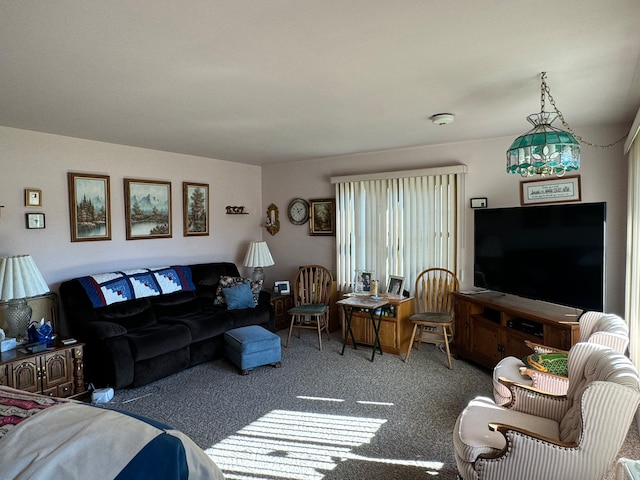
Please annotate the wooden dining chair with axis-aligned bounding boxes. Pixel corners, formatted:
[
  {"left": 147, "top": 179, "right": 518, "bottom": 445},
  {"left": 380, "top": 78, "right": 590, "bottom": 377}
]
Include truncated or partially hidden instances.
[
  {"left": 404, "top": 267, "right": 459, "bottom": 368},
  {"left": 286, "top": 265, "right": 333, "bottom": 351}
]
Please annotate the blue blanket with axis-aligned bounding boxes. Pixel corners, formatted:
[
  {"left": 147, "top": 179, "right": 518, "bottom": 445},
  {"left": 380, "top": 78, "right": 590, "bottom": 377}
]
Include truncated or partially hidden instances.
[{"left": 77, "top": 265, "right": 195, "bottom": 308}]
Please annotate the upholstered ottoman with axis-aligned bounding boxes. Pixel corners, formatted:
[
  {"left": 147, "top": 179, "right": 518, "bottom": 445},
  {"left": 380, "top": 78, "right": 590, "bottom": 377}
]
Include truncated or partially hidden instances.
[{"left": 224, "top": 325, "right": 282, "bottom": 375}]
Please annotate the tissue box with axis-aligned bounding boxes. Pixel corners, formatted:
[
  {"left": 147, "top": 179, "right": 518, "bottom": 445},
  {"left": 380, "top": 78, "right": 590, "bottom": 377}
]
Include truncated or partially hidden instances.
[{"left": 1, "top": 338, "right": 17, "bottom": 352}]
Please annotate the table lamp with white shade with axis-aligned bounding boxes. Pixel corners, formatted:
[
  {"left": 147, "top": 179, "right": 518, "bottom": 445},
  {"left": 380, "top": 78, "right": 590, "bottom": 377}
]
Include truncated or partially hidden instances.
[
  {"left": 0, "top": 255, "right": 50, "bottom": 340},
  {"left": 243, "top": 241, "right": 275, "bottom": 283}
]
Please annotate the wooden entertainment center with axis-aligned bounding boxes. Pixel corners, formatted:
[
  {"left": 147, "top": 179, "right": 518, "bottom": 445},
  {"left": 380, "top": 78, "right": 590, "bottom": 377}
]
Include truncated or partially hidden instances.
[{"left": 453, "top": 291, "right": 581, "bottom": 369}]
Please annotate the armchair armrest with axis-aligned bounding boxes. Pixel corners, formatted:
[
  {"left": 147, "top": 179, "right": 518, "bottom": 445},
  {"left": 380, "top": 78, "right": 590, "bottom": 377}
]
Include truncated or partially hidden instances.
[
  {"left": 478, "top": 422, "right": 577, "bottom": 459},
  {"left": 524, "top": 339, "right": 568, "bottom": 355},
  {"left": 498, "top": 376, "right": 568, "bottom": 421},
  {"left": 519, "top": 367, "right": 570, "bottom": 395}
]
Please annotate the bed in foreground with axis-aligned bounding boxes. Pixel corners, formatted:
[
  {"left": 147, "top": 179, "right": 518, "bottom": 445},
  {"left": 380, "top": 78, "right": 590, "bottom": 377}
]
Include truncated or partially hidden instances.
[{"left": 0, "top": 386, "right": 224, "bottom": 479}]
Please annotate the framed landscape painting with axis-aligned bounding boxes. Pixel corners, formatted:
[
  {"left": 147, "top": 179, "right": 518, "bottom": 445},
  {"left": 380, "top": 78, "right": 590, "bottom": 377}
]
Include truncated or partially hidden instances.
[
  {"left": 309, "top": 198, "right": 336, "bottom": 236},
  {"left": 183, "top": 182, "right": 209, "bottom": 236},
  {"left": 124, "top": 178, "right": 172, "bottom": 240},
  {"left": 67, "top": 172, "right": 111, "bottom": 242}
]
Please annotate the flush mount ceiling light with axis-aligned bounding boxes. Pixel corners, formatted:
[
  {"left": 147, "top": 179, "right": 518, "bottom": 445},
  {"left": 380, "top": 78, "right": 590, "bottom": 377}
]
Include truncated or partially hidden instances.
[{"left": 431, "top": 113, "right": 455, "bottom": 125}]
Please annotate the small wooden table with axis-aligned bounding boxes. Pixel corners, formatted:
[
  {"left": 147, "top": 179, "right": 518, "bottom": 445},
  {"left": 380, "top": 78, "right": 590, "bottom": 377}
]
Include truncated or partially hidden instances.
[{"left": 338, "top": 296, "right": 390, "bottom": 361}]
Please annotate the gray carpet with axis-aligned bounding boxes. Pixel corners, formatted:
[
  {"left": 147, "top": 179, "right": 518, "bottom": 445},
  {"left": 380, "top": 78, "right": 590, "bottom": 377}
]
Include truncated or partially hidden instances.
[{"left": 104, "top": 331, "right": 639, "bottom": 479}]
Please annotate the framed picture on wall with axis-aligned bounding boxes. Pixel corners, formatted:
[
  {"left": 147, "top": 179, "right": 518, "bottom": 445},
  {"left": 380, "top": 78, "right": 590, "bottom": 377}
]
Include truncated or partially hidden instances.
[
  {"left": 309, "top": 198, "right": 336, "bottom": 236},
  {"left": 67, "top": 172, "right": 112, "bottom": 242},
  {"left": 124, "top": 178, "right": 172, "bottom": 240},
  {"left": 183, "top": 182, "right": 209, "bottom": 236}
]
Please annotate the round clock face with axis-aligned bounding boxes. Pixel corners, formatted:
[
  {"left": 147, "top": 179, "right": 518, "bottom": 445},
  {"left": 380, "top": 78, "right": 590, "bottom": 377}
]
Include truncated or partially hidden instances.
[{"left": 288, "top": 198, "right": 309, "bottom": 225}]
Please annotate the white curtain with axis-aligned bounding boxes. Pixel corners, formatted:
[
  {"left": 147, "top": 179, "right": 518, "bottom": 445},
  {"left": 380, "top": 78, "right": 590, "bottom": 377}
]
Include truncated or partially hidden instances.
[
  {"left": 625, "top": 112, "right": 640, "bottom": 367},
  {"left": 332, "top": 166, "right": 466, "bottom": 294}
]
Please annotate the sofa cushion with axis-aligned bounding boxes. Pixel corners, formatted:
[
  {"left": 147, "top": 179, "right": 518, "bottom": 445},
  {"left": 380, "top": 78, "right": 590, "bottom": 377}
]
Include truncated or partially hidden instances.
[
  {"left": 223, "top": 284, "right": 256, "bottom": 310},
  {"left": 227, "top": 304, "right": 271, "bottom": 330},
  {"left": 214, "top": 276, "right": 262, "bottom": 305},
  {"left": 161, "top": 310, "right": 233, "bottom": 342},
  {"left": 126, "top": 323, "right": 191, "bottom": 362},
  {"left": 96, "top": 298, "right": 157, "bottom": 331}
]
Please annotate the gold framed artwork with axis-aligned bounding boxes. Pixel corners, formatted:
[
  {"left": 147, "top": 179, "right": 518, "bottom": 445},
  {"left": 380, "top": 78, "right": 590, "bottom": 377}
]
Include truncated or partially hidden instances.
[
  {"left": 124, "top": 178, "right": 172, "bottom": 240},
  {"left": 25, "top": 188, "right": 42, "bottom": 207},
  {"left": 183, "top": 182, "right": 209, "bottom": 236},
  {"left": 67, "top": 172, "right": 111, "bottom": 242},
  {"left": 309, "top": 198, "right": 336, "bottom": 236},
  {"left": 520, "top": 175, "right": 581, "bottom": 206}
]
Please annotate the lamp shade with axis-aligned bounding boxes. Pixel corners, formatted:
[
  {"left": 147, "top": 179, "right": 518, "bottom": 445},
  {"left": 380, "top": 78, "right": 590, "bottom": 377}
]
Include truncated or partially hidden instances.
[
  {"left": 0, "top": 255, "right": 50, "bottom": 302},
  {"left": 243, "top": 241, "right": 275, "bottom": 268},
  {"left": 507, "top": 112, "right": 580, "bottom": 177}
]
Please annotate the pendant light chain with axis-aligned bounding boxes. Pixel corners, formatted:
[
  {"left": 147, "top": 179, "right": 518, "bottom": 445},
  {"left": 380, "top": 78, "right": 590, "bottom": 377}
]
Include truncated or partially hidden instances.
[{"left": 541, "top": 72, "right": 627, "bottom": 149}]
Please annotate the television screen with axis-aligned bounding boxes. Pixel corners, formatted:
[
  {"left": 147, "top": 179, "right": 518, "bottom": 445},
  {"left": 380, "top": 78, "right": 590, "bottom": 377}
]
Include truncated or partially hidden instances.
[{"left": 473, "top": 202, "right": 606, "bottom": 311}]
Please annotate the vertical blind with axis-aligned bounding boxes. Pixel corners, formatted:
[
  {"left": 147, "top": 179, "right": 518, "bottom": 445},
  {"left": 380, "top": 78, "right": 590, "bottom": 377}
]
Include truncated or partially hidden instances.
[
  {"left": 331, "top": 166, "right": 466, "bottom": 293},
  {"left": 625, "top": 136, "right": 640, "bottom": 368}
]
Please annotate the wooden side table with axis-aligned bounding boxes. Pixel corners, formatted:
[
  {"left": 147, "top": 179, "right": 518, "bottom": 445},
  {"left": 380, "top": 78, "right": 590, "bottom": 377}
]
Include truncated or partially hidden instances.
[
  {"left": 270, "top": 291, "right": 293, "bottom": 331},
  {"left": 0, "top": 341, "right": 85, "bottom": 398},
  {"left": 338, "top": 296, "right": 390, "bottom": 361}
]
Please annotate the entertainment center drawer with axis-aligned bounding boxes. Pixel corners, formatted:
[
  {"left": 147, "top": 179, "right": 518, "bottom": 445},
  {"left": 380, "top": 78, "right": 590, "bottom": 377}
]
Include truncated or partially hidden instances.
[{"left": 453, "top": 292, "right": 580, "bottom": 369}]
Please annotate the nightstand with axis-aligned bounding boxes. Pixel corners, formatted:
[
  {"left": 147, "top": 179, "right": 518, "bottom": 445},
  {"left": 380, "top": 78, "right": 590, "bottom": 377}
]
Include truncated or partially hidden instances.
[
  {"left": 0, "top": 341, "right": 85, "bottom": 398},
  {"left": 270, "top": 291, "right": 293, "bottom": 331}
]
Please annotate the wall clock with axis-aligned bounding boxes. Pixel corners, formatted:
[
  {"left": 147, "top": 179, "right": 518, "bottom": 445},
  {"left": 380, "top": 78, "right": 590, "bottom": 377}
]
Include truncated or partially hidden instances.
[{"left": 287, "top": 198, "right": 309, "bottom": 225}]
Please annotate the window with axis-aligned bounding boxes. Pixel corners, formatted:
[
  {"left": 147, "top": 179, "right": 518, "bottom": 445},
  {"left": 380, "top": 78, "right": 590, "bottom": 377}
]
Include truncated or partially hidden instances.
[{"left": 331, "top": 166, "right": 466, "bottom": 293}]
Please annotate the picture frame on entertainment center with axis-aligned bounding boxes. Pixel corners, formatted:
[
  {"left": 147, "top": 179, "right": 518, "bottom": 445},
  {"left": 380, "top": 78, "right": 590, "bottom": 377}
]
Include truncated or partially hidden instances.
[{"left": 520, "top": 175, "right": 581, "bottom": 206}]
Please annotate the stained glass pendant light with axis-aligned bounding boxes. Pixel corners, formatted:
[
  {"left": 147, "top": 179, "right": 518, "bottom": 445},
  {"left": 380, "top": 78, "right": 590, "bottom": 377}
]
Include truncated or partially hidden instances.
[{"left": 506, "top": 72, "right": 580, "bottom": 177}]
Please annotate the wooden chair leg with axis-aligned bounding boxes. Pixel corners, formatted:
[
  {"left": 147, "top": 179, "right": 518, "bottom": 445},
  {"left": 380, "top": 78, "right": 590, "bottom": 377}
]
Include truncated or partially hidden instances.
[
  {"left": 316, "top": 315, "right": 323, "bottom": 351},
  {"left": 286, "top": 315, "right": 296, "bottom": 348},
  {"left": 442, "top": 325, "right": 452, "bottom": 369},
  {"left": 404, "top": 323, "right": 418, "bottom": 363}
]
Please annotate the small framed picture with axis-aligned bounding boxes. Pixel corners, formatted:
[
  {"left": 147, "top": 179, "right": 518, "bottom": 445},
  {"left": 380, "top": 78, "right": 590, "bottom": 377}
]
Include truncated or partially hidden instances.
[
  {"left": 354, "top": 270, "right": 374, "bottom": 293},
  {"left": 309, "top": 198, "right": 336, "bottom": 236},
  {"left": 26, "top": 212, "right": 45, "bottom": 229},
  {"left": 25, "top": 188, "right": 42, "bottom": 207},
  {"left": 274, "top": 281, "right": 291, "bottom": 295},
  {"left": 386, "top": 275, "right": 405, "bottom": 296}
]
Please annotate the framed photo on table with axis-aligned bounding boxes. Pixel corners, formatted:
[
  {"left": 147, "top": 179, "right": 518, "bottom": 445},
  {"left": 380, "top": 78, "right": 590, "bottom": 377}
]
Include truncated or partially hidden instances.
[
  {"left": 386, "top": 275, "right": 405, "bottom": 296},
  {"left": 124, "top": 178, "right": 172, "bottom": 240},
  {"left": 67, "top": 172, "right": 111, "bottom": 242},
  {"left": 274, "top": 281, "right": 291, "bottom": 295}
]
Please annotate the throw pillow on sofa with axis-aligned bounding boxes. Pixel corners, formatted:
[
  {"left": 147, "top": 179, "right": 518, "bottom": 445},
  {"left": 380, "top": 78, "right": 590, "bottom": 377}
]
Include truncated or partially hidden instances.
[
  {"left": 214, "top": 276, "right": 262, "bottom": 306},
  {"left": 222, "top": 283, "right": 257, "bottom": 310}
]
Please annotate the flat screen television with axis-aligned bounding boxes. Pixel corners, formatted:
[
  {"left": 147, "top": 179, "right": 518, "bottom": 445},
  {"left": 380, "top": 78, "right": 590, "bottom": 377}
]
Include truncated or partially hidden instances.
[{"left": 473, "top": 202, "right": 606, "bottom": 311}]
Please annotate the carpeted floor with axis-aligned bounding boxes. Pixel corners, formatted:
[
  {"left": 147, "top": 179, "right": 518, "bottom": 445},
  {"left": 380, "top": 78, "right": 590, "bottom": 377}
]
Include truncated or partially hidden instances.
[{"left": 105, "top": 330, "right": 639, "bottom": 479}]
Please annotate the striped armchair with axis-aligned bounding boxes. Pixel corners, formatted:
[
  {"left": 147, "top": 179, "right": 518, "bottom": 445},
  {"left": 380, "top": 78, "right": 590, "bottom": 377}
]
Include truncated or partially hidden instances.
[
  {"left": 492, "top": 312, "right": 629, "bottom": 405},
  {"left": 454, "top": 342, "right": 640, "bottom": 480}
]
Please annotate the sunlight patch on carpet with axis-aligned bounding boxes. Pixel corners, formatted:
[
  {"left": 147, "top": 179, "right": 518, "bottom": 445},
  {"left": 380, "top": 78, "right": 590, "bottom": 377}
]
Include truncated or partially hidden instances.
[{"left": 204, "top": 409, "right": 443, "bottom": 479}]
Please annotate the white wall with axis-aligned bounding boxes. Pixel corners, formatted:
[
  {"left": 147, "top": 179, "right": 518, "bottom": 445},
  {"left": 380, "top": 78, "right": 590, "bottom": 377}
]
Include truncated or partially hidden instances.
[
  {"left": 0, "top": 127, "right": 265, "bottom": 292},
  {"left": 262, "top": 124, "right": 629, "bottom": 314}
]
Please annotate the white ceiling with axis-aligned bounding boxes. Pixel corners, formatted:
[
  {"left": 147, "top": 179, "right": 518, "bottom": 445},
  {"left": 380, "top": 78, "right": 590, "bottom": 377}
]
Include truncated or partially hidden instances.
[{"left": 1, "top": 1, "right": 639, "bottom": 166}]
